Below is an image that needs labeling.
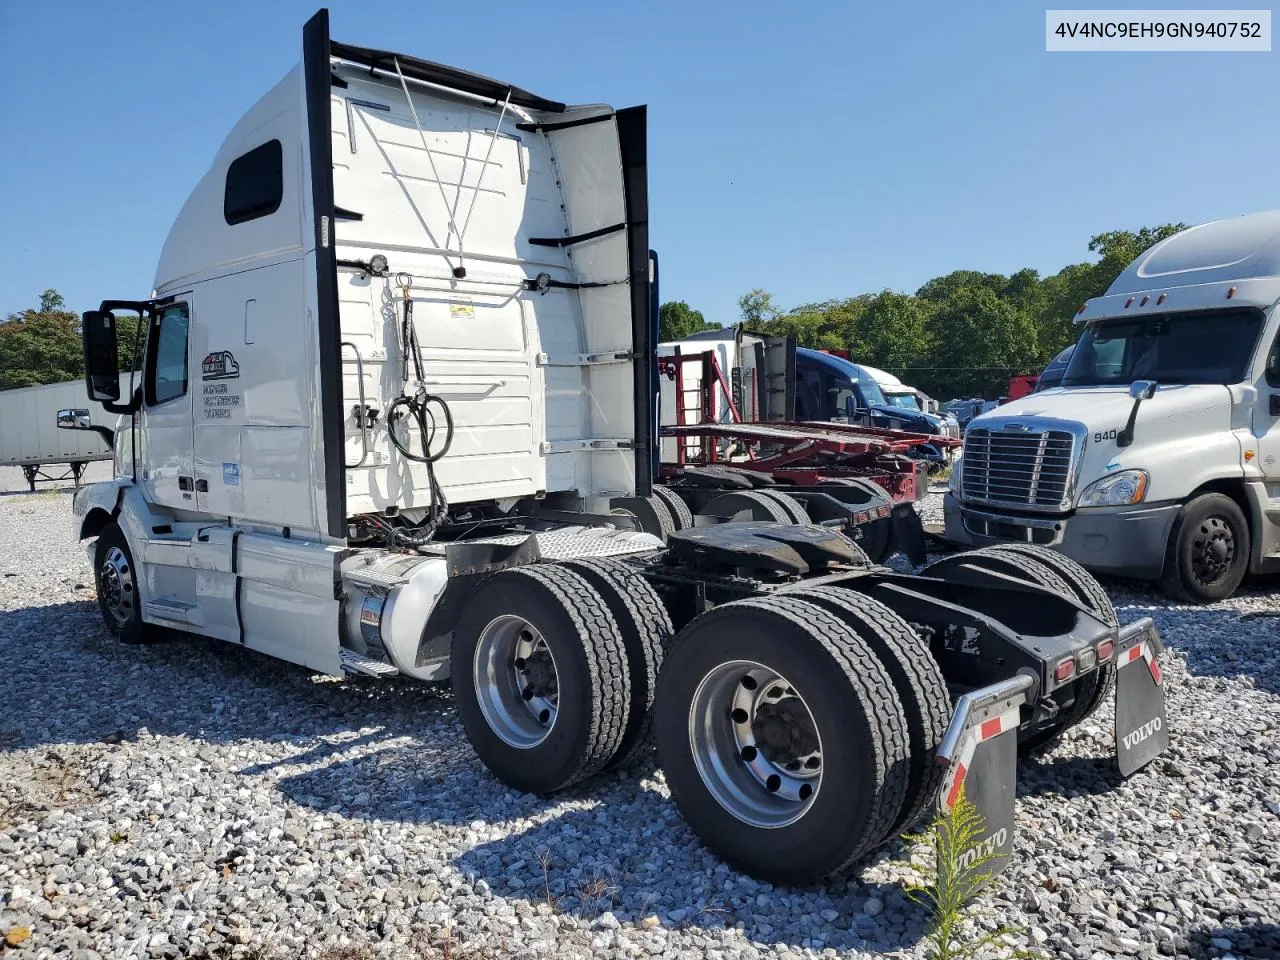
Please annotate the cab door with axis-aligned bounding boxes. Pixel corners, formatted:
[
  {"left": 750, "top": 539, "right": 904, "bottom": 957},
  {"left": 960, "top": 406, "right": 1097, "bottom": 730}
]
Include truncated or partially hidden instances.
[{"left": 139, "top": 298, "right": 196, "bottom": 511}]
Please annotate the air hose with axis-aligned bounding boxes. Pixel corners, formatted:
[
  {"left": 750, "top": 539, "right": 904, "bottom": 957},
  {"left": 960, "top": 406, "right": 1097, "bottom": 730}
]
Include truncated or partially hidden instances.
[{"left": 385, "top": 273, "right": 454, "bottom": 546}]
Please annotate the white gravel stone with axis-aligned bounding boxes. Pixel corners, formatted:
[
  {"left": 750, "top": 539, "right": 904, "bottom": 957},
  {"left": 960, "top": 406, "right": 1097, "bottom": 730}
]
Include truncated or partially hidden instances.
[{"left": 0, "top": 471, "right": 1277, "bottom": 959}]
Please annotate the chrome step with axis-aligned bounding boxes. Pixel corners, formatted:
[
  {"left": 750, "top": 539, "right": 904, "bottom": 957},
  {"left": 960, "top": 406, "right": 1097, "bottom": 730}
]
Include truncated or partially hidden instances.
[{"left": 339, "top": 648, "right": 400, "bottom": 678}]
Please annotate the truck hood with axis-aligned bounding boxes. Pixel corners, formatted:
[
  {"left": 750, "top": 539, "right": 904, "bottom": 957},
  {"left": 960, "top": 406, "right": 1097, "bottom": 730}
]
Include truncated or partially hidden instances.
[
  {"left": 870, "top": 405, "right": 943, "bottom": 433},
  {"left": 970, "top": 384, "right": 1236, "bottom": 495},
  {"left": 985, "top": 384, "right": 1230, "bottom": 428}
]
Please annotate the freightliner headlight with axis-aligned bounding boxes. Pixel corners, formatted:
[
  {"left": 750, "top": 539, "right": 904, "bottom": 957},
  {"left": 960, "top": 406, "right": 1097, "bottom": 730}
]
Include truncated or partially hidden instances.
[{"left": 1078, "top": 469, "right": 1148, "bottom": 507}]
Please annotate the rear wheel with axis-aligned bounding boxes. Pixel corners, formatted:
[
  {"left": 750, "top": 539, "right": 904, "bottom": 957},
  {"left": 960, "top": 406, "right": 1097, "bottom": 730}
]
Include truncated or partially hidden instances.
[
  {"left": 784, "top": 586, "right": 949, "bottom": 834},
  {"left": 561, "top": 558, "right": 672, "bottom": 768},
  {"left": 93, "top": 523, "right": 155, "bottom": 645},
  {"left": 652, "top": 486, "right": 695, "bottom": 530},
  {"left": 609, "top": 495, "right": 675, "bottom": 539},
  {"left": 925, "top": 546, "right": 1104, "bottom": 751},
  {"left": 754, "top": 490, "right": 810, "bottom": 524},
  {"left": 654, "top": 595, "right": 910, "bottom": 883},
  {"left": 986, "top": 544, "right": 1119, "bottom": 748},
  {"left": 1160, "top": 493, "right": 1249, "bottom": 603},
  {"left": 452, "top": 565, "right": 630, "bottom": 794},
  {"left": 698, "top": 490, "right": 791, "bottom": 524}
]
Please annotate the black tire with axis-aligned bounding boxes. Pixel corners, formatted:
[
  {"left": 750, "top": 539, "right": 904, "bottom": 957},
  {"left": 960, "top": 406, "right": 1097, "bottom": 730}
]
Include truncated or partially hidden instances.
[
  {"left": 698, "top": 490, "right": 791, "bottom": 524},
  {"left": 927, "top": 547, "right": 1099, "bottom": 752},
  {"left": 754, "top": 489, "right": 810, "bottom": 524},
  {"left": 653, "top": 595, "right": 910, "bottom": 884},
  {"left": 451, "top": 565, "right": 631, "bottom": 794},
  {"left": 986, "top": 544, "right": 1117, "bottom": 623},
  {"left": 1159, "top": 493, "right": 1250, "bottom": 603},
  {"left": 987, "top": 544, "right": 1120, "bottom": 747},
  {"left": 784, "top": 586, "right": 949, "bottom": 834},
  {"left": 561, "top": 558, "right": 672, "bottom": 768},
  {"left": 924, "top": 545, "right": 1072, "bottom": 597},
  {"left": 652, "top": 486, "right": 695, "bottom": 530},
  {"left": 93, "top": 523, "right": 155, "bottom": 644},
  {"left": 610, "top": 495, "right": 675, "bottom": 539}
]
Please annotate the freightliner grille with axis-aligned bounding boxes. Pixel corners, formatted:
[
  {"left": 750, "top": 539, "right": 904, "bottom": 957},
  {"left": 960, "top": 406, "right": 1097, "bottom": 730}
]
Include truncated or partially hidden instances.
[{"left": 962, "top": 427, "right": 1074, "bottom": 508}]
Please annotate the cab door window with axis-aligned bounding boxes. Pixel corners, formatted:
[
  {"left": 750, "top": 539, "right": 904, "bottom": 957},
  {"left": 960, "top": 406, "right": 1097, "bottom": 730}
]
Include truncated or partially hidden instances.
[{"left": 146, "top": 304, "right": 190, "bottom": 405}]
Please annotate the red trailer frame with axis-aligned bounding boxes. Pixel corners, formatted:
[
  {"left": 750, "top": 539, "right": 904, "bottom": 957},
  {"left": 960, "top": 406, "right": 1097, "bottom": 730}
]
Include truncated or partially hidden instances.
[{"left": 658, "top": 352, "right": 960, "bottom": 504}]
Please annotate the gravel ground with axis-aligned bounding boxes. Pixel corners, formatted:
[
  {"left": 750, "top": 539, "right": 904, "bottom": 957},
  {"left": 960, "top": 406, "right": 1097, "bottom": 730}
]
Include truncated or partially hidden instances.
[{"left": 0, "top": 481, "right": 1277, "bottom": 960}]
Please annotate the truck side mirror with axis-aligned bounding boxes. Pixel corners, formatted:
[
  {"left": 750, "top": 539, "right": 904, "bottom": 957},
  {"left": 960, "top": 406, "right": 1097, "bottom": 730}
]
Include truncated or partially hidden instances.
[
  {"left": 81, "top": 310, "right": 121, "bottom": 403},
  {"left": 57, "top": 408, "right": 93, "bottom": 430},
  {"left": 1128, "top": 379, "right": 1158, "bottom": 400}
]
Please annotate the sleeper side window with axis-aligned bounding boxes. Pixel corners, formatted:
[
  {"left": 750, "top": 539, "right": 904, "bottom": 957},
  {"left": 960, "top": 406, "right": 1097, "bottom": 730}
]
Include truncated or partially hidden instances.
[
  {"left": 224, "top": 140, "right": 283, "bottom": 225},
  {"left": 146, "top": 304, "right": 190, "bottom": 406}
]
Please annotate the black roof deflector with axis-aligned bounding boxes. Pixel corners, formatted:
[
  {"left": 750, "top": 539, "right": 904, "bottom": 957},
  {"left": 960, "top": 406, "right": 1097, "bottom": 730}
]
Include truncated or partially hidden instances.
[{"left": 330, "top": 39, "right": 566, "bottom": 114}]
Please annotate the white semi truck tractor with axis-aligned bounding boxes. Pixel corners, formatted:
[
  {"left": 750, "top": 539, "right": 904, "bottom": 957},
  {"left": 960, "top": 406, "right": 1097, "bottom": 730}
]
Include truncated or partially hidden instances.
[
  {"left": 946, "top": 211, "right": 1280, "bottom": 603},
  {"left": 67, "top": 9, "right": 1169, "bottom": 884}
]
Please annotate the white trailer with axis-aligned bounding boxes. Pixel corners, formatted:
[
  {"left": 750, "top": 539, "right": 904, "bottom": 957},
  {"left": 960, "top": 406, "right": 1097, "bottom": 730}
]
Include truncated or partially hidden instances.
[
  {"left": 0, "top": 377, "right": 125, "bottom": 491},
  {"left": 69, "top": 8, "right": 1169, "bottom": 884}
]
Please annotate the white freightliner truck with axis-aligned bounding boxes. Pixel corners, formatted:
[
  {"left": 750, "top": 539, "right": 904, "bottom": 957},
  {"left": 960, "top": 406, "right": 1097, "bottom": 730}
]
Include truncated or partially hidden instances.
[
  {"left": 66, "top": 9, "right": 1169, "bottom": 883},
  {"left": 946, "top": 211, "right": 1280, "bottom": 603}
]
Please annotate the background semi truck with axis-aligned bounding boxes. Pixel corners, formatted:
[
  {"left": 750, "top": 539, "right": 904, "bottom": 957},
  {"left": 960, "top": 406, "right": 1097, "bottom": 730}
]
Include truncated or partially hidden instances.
[
  {"left": 946, "top": 210, "right": 1280, "bottom": 602},
  {"left": 65, "top": 8, "right": 1168, "bottom": 883}
]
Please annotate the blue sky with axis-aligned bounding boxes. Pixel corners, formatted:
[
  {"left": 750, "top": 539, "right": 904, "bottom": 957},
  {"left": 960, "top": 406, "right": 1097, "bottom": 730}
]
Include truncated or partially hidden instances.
[{"left": 1, "top": 1, "right": 1274, "bottom": 323}]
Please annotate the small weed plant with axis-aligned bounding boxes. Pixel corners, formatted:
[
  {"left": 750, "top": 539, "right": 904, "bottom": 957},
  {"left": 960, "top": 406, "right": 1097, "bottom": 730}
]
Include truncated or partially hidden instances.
[{"left": 904, "top": 785, "right": 1041, "bottom": 960}]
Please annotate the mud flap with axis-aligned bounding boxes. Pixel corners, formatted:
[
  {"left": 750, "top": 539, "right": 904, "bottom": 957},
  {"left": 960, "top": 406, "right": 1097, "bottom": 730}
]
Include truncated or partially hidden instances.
[
  {"left": 934, "top": 674, "right": 1034, "bottom": 881},
  {"left": 891, "top": 503, "right": 928, "bottom": 565},
  {"left": 1114, "top": 616, "right": 1168, "bottom": 777}
]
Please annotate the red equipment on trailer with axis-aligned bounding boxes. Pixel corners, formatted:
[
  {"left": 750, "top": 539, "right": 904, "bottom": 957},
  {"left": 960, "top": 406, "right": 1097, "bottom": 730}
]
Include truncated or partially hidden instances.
[{"left": 647, "top": 349, "right": 960, "bottom": 563}]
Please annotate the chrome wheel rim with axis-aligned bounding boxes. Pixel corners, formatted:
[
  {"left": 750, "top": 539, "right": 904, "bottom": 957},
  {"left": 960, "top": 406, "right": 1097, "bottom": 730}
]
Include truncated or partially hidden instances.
[
  {"left": 473, "top": 615, "right": 559, "bottom": 749},
  {"left": 688, "top": 659, "right": 823, "bottom": 829},
  {"left": 99, "top": 546, "right": 135, "bottom": 627}
]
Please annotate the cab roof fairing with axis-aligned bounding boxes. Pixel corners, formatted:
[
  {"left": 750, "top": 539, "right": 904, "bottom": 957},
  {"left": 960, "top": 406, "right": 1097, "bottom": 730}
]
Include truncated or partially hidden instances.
[{"left": 1079, "top": 210, "right": 1280, "bottom": 326}]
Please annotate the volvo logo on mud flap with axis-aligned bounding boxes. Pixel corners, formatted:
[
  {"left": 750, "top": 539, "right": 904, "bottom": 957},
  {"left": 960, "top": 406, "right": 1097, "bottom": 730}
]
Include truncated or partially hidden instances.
[
  {"left": 1121, "top": 716, "right": 1162, "bottom": 751},
  {"left": 958, "top": 828, "right": 1009, "bottom": 872}
]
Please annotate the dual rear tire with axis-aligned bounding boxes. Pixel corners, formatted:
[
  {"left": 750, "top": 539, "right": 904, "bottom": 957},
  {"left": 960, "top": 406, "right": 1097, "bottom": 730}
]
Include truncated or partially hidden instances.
[
  {"left": 653, "top": 591, "right": 946, "bottom": 884},
  {"left": 454, "top": 562, "right": 947, "bottom": 883},
  {"left": 451, "top": 561, "right": 671, "bottom": 795},
  {"left": 924, "top": 544, "right": 1118, "bottom": 751}
]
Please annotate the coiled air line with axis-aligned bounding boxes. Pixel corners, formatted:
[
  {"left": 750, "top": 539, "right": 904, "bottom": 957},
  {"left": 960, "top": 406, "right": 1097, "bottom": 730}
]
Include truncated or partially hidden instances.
[{"left": 384, "top": 271, "right": 454, "bottom": 546}]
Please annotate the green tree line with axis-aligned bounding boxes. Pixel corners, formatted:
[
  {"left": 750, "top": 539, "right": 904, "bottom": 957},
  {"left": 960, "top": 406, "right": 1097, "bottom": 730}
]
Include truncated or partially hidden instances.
[
  {"left": 660, "top": 224, "right": 1186, "bottom": 400},
  {"left": 0, "top": 289, "right": 141, "bottom": 391}
]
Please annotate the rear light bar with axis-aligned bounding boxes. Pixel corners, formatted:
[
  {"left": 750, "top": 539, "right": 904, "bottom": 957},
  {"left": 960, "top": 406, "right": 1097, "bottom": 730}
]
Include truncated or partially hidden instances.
[{"left": 1053, "top": 635, "right": 1117, "bottom": 688}]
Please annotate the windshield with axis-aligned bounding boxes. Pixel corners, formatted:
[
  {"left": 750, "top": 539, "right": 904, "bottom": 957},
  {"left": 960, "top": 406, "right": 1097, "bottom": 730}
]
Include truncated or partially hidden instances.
[
  {"left": 854, "top": 373, "right": 887, "bottom": 406},
  {"left": 1061, "top": 308, "right": 1263, "bottom": 387},
  {"left": 885, "top": 392, "right": 921, "bottom": 411}
]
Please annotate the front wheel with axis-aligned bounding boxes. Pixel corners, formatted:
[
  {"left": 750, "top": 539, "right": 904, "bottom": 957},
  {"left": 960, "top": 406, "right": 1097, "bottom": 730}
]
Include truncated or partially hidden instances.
[
  {"left": 93, "top": 523, "right": 155, "bottom": 644},
  {"left": 1160, "top": 493, "right": 1249, "bottom": 603}
]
